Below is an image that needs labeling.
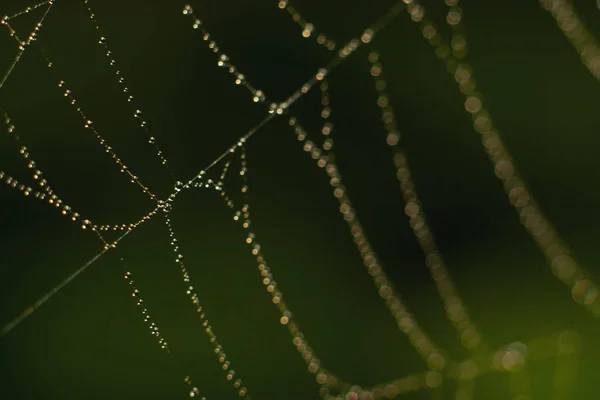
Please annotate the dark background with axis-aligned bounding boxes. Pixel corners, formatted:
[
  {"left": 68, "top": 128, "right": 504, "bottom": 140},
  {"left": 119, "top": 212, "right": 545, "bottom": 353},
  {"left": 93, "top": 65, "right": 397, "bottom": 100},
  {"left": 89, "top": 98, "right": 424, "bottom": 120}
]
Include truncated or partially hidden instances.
[{"left": 1, "top": 0, "right": 600, "bottom": 399}]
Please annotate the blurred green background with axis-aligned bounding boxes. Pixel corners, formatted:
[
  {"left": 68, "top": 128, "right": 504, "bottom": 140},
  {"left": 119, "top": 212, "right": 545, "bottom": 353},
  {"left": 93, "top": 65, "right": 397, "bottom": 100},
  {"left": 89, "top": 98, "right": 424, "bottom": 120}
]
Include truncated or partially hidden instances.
[{"left": 1, "top": 0, "right": 600, "bottom": 399}]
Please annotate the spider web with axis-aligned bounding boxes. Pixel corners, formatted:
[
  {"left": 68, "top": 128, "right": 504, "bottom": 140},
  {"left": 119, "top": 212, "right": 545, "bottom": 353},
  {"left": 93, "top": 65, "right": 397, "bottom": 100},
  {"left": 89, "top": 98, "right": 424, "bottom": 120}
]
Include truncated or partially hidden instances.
[{"left": 0, "top": 0, "right": 598, "bottom": 399}]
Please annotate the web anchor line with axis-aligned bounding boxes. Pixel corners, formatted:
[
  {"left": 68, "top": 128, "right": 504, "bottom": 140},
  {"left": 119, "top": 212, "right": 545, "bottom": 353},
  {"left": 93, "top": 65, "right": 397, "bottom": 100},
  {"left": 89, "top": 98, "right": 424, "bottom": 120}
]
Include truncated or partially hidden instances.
[{"left": 0, "top": 229, "right": 131, "bottom": 338}]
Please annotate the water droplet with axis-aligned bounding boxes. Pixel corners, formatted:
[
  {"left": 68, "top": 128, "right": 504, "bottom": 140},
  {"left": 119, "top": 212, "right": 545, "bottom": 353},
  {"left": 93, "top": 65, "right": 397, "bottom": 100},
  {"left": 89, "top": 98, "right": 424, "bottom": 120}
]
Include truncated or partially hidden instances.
[{"left": 361, "top": 28, "right": 374, "bottom": 43}]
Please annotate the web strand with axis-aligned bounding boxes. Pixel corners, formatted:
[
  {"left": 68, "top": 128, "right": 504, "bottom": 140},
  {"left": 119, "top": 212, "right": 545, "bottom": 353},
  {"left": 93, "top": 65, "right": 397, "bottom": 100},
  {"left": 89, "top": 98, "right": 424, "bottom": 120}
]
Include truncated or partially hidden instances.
[
  {"left": 540, "top": 0, "right": 600, "bottom": 83},
  {"left": 406, "top": 0, "right": 600, "bottom": 315},
  {"left": 0, "top": 229, "right": 131, "bottom": 338},
  {"left": 120, "top": 259, "right": 210, "bottom": 399},
  {"left": 0, "top": 1, "right": 53, "bottom": 91},
  {"left": 83, "top": 0, "right": 178, "bottom": 184},
  {"left": 367, "top": 51, "right": 484, "bottom": 353}
]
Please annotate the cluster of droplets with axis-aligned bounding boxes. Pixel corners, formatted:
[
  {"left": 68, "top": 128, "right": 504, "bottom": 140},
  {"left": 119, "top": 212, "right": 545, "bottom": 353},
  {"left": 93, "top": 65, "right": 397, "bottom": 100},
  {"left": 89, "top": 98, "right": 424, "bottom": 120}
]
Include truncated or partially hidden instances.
[
  {"left": 182, "top": 2, "right": 388, "bottom": 117},
  {"left": 2, "top": 3, "right": 163, "bottom": 239},
  {"left": 191, "top": 138, "right": 563, "bottom": 400},
  {"left": 0, "top": 1, "right": 53, "bottom": 90},
  {"left": 192, "top": 156, "right": 234, "bottom": 193},
  {"left": 277, "top": 67, "right": 327, "bottom": 113},
  {"left": 162, "top": 207, "right": 249, "bottom": 399},
  {"left": 368, "top": 50, "right": 484, "bottom": 353},
  {"left": 318, "top": 80, "right": 335, "bottom": 152},
  {"left": 0, "top": 113, "right": 94, "bottom": 231},
  {"left": 407, "top": 0, "right": 600, "bottom": 316},
  {"left": 0, "top": 113, "right": 156, "bottom": 245},
  {"left": 287, "top": 115, "right": 445, "bottom": 367},
  {"left": 184, "top": 376, "right": 206, "bottom": 399},
  {"left": 123, "top": 268, "right": 170, "bottom": 352},
  {"left": 1, "top": 1, "right": 162, "bottom": 240},
  {"left": 277, "top": 0, "right": 336, "bottom": 50},
  {"left": 279, "top": 26, "right": 377, "bottom": 111},
  {"left": 55, "top": 80, "right": 157, "bottom": 201},
  {"left": 210, "top": 147, "right": 466, "bottom": 400},
  {"left": 539, "top": 0, "right": 600, "bottom": 81},
  {"left": 94, "top": 208, "right": 157, "bottom": 235},
  {"left": 185, "top": 5, "right": 282, "bottom": 115},
  {"left": 1, "top": 18, "right": 44, "bottom": 50},
  {"left": 207, "top": 151, "right": 348, "bottom": 395},
  {"left": 84, "top": 5, "right": 172, "bottom": 177},
  {"left": 183, "top": 10, "right": 341, "bottom": 123},
  {"left": 183, "top": 5, "right": 268, "bottom": 106},
  {"left": 122, "top": 262, "right": 210, "bottom": 397},
  {"left": 287, "top": 116, "right": 328, "bottom": 168},
  {"left": 443, "top": 0, "right": 468, "bottom": 59},
  {"left": 3, "top": 0, "right": 51, "bottom": 21},
  {"left": 1, "top": 0, "right": 51, "bottom": 47}
]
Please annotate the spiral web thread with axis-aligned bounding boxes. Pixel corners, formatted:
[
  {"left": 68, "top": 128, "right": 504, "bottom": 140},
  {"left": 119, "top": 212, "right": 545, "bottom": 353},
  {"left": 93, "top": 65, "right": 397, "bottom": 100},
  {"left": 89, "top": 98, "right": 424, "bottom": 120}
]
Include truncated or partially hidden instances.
[{"left": 0, "top": 0, "right": 596, "bottom": 398}]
